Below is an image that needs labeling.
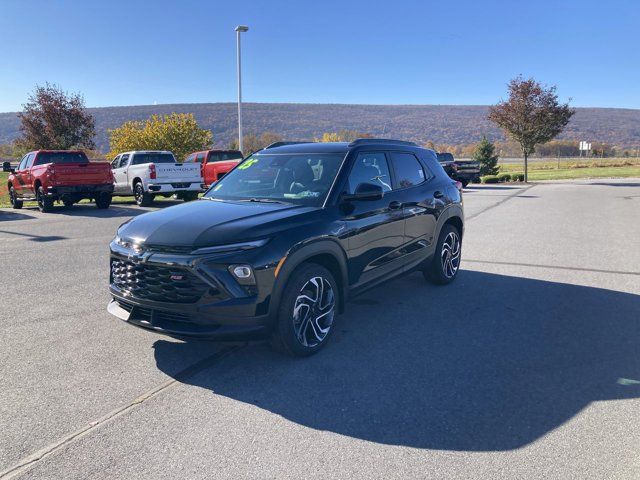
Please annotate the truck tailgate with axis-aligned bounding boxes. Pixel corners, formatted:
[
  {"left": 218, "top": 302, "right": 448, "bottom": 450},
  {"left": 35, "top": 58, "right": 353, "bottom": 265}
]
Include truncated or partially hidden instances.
[
  {"left": 155, "top": 163, "right": 202, "bottom": 183},
  {"left": 50, "top": 162, "right": 113, "bottom": 185}
]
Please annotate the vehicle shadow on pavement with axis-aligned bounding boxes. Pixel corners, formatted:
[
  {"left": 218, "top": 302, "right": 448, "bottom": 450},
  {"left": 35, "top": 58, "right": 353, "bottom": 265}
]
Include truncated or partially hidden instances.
[
  {"left": 153, "top": 270, "right": 640, "bottom": 451},
  {"left": 0, "top": 210, "right": 36, "bottom": 221}
]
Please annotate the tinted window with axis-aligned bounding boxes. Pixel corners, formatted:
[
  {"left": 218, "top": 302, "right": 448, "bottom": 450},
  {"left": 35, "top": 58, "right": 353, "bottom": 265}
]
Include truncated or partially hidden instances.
[
  {"left": 119, "top": 154, "right": 130, "bottom": 168},
  {"left": 25, "top": 153, "right": 36, "bottom": 168},
  {"left": 205, "top": 153, "right": 344, "bottom": 206},
  {"left": 195, "top": 153, "right": 206, "bottom": 164},
  {"left": 390, "top": 152, "right": 426, "bottom": 188},
  {"left": 34, "top": 152, "right": 88, "bottom": 166},
  {"left": 212, "top": 151, "right": 243, "bottom": 162},
  {"left": 347, "top": 152, "right": 392, "bottom": 193},
  {"left": 132, "top": 153, "right": 175, "bottom": 165},
  {"left": 17, "top": 155, "right": 28, "bottom": 170}
]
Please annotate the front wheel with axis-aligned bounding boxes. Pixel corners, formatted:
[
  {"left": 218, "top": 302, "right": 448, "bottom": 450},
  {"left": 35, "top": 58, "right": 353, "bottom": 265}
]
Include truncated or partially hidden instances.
[
  {"left": 270, "top": 264, "right": 338, "bottom": 357},
  {"left": 95, "top": 192, "right": 112, "bottom": 209},
  {"left": 36, "top": 186, "right": 54, "bottom": 213},
  {"left": 9, "top": 186, "right": 23, "bottom": 209},
  {"left": 424, "top": 224, "right": 462, "bottom": 285},
  {"left": 134, "top": 183, "right": 153, "bottom": 207}
]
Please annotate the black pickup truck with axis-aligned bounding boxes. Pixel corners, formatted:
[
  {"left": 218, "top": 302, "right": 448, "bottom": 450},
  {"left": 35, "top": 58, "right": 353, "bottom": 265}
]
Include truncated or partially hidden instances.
[{"left": 437, "top": 153, "right": 481, "bottom": 187}]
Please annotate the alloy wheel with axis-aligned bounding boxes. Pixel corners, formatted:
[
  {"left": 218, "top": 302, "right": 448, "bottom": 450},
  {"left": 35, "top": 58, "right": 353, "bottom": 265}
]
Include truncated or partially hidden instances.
[
  {"left": 441, "top": 231, "right": 461, "bottom": 278},
  {"left": 292, "top": 276, "right": 335, "bottom": 347}
]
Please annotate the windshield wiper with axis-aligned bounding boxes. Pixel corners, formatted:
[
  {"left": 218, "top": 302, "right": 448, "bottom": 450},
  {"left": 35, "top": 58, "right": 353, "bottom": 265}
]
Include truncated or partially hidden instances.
[{"left": 241, "top": 198, "right": 290, "bottom": 205}]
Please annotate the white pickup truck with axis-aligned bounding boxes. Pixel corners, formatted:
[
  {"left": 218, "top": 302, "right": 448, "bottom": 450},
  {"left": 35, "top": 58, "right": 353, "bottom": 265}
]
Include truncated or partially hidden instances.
[{"left": 110, "top": 151, "right": 204, "bottom": 206}]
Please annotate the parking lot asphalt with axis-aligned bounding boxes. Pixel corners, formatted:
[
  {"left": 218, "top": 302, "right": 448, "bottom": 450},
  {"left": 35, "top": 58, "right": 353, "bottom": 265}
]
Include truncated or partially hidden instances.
[{"left": 1, "top": 180, "right": 639, "bottom": 479}]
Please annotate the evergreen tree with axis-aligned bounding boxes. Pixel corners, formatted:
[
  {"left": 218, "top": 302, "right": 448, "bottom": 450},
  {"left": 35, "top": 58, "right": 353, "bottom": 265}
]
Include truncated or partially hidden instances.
[{"left": 473, "top": 137, "right": 500, "bottom": 176}]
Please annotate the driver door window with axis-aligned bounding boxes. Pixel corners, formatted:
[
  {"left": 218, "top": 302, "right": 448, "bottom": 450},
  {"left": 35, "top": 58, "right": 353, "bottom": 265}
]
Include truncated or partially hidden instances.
[{"left": 347, "top": 152, "right": 392, "bottom": 193}]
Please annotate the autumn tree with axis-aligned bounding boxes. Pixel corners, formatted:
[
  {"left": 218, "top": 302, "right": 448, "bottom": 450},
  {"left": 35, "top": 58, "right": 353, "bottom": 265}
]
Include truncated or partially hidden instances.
[
  {"left": 315, "top": 130, "right": 373, "bottom": 142},
  {"left": 229, "top": 132, "right": 283, "bottom": 155},
  {"left": 473, "top": 137, "right": 500, "bottom": 176},
  {"left": 17, "top": 83, "right": 96, "bottom": 150},
  {"left": 488, "top": 76, "right": 574, "bottom": 181},
  {"left": 108, "top": 113, "right": 212, "bottom": 161}
]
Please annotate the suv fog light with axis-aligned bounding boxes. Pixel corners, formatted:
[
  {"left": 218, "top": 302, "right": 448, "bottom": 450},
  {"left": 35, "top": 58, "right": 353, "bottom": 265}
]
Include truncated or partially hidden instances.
[{"left": 229, "top": 264, "right": 256, "bottom": 285}]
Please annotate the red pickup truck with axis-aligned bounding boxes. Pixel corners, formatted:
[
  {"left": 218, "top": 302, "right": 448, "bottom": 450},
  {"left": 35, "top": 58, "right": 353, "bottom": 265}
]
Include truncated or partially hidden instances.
[
  {"left": 184, "top": 150, "right": 243, "bottom": 187},
  {"left": 5, "top": 150, "right": 114, "bottom": 212}
]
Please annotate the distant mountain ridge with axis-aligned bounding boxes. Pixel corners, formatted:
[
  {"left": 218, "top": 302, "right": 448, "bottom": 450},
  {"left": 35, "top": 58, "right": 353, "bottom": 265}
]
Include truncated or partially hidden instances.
[{"left": 1, "top": 102, "right": 639, "bottom": 151}]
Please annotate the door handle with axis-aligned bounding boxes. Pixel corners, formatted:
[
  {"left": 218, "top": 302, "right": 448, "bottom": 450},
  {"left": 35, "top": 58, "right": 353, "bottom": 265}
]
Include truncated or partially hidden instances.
[
  {"left": 388, "top": 200, "right": 402, "bottom": 210},
  {"left": 433, "top": 191, "right": 444, "bottom": 199}
]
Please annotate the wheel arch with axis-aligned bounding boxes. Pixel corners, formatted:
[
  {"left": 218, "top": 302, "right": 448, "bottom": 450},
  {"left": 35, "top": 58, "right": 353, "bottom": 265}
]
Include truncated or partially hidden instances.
[
  {"left": 271, "top": 239, "right": 349, "bottom": 316},
  {"left": 436, "top": 204, "right": 464, "bottom": 239}
]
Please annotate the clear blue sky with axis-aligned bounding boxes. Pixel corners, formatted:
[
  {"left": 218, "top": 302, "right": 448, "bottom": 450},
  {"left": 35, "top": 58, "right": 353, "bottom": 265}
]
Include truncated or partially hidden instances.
[{"left": 1, "top": 0, "right": 638, "bottom": 112}]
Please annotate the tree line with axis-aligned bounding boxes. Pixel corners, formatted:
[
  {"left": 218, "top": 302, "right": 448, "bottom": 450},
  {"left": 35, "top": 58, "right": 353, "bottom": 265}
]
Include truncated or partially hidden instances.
[{"left": 5, "top": 77, "right": 613, "bottom": 182}]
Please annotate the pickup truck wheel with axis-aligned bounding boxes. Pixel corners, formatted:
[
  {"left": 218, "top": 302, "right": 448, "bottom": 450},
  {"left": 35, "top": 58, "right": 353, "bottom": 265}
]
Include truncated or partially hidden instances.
[
  {"left": 36, "top": 186, "right": 54, "bottom": 213},
  {"left": 134, "top": 183, "right": 153, "bottom": 207},
  {"left": 9, "top": 186, "right": 23, "bottom": 209},
  {"left": 62, "top": 198, "right": 75, "bottom": 208},
  {"left": 95, "top": 192, "right": 112, "bottom": 209},
  {"left": 270, "top": 264, "right": 338, "bottom": 357},
  {"left": 181, "top": 191, "right": 198, "bottom": 202},
  {"left": 424, "top": 224, "right": 461, "bottom": 285}
]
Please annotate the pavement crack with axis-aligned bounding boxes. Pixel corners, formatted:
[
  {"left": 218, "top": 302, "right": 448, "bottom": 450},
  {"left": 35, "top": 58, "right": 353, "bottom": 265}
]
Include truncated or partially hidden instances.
[{"left": 0, "top": 345, "right": 243, "bottom": 480}]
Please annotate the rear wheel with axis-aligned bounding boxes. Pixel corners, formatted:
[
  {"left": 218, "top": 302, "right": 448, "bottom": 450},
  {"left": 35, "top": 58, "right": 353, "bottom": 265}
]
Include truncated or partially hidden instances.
[
  {"left": 424, "top": 223, "right": 462, "bottom": 285},
  {"left": 134, "top": 182, "right": 153, "bottom": 207},
  {"left": 180, "top": 191, "right": 199, "bottom": 202},
  {"left": 95, "top": 192, "right": 112, "bottom": 209},
  {"left": 270, "top": 264, "right": 338, "bottom": 357},
  {"left": 9, "top": 186, "right": 23, "bottom": 209},
  {"left": 36, "top": 186, "right": 54, "bottom": 213}
]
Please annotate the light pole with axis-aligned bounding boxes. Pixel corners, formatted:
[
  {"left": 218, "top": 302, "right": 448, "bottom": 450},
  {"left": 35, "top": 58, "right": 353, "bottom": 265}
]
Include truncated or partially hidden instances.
[{"left": 235, "top": 25, "right": 249, "bottom": 155}]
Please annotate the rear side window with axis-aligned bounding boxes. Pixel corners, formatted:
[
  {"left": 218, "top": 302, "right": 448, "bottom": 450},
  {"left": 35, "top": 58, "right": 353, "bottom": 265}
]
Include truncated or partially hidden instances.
[
  {"left": 347, "top": 152, "right": 392, "bottom": 193},
  {"left": 390, "top": 152, "right": 426, "bottom": 188},
  {"left": 33, "top": 152, "right": 88, "bottom": 166},
  {"left": 132, "top": 153, "right": 176, "bottom": 165}
]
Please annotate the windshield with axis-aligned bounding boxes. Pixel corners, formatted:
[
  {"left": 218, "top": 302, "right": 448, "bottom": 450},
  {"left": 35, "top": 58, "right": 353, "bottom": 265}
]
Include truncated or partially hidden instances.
[
  {"left": 132, "top": 153, "right": 176, "bottom": 165},
  {"left": 203, "top": 153, "right": 345, "bottom": 206},
  {"left": 34, "top": 152, "right": 89, "bottom": 165}
]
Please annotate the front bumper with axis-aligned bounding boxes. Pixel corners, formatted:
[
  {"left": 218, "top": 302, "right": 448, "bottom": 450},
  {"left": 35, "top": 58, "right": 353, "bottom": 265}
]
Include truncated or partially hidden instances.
[{"left": 107, "top": 242, "right": 278, "bottom": 339}]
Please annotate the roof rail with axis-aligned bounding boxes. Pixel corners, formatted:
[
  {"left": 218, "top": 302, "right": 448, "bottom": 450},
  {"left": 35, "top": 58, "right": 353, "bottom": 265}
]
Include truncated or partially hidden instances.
[
  {"left": 348, "top": 138, "right": 418, "bottom": 147},
  {"left": 263, "top": 141, "right": 309, "bottom": 150}
]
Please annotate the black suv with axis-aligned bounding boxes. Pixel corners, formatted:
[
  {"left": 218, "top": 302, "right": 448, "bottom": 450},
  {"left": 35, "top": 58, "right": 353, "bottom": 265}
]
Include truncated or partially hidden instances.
[{"left": 108, "top": 139, "right": 464, "bottom": 356}]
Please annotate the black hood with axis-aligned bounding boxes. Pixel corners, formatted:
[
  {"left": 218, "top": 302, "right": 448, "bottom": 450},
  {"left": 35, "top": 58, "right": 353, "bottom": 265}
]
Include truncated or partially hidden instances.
[{"left": 118, "top": 199, "right": 318, "bottom": 247}]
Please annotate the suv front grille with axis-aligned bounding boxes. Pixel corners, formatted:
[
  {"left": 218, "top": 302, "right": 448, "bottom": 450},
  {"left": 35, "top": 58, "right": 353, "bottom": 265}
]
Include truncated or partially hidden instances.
[{"left": 111, "top": 259, "right": 209, "bottom": 303}]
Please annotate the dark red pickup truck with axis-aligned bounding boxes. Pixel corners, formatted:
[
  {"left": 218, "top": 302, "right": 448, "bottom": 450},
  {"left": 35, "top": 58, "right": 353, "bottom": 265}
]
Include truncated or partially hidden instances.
[
  {"left": 5, "top": 150, "right": 114, "bottom": 212},
  {"left": 184, "top": 149, "right": 243, "bottom": 187}
]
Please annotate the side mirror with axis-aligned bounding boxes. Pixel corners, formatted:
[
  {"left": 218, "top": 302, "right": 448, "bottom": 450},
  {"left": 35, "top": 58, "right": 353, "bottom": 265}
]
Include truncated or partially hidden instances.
[
  {"left": 342, "top": 182, "right": 384, "bottom": 202},
  {"left": 2, "top": 161, "right": 15, "bottom": 173}
]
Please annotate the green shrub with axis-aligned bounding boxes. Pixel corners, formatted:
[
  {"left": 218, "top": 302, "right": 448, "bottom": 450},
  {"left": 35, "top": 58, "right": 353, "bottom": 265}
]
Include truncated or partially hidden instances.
[
  {"left": 512, "top": 173, "right": 525, "bottom": 182},
  {"left": 481, "top": 175, "right": 500, "bottom": 184},
  {"left": 497, "top": 173, "right": 511, "bottom": 182}
]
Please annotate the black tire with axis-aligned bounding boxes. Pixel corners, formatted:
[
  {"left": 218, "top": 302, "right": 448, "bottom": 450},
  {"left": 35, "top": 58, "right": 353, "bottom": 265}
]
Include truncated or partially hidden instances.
[
  {"left": 95, "top": 192, "right": 112, "bottom": 209},
  {"left": 134, "top": 182, "right": 153, "bottom": 207},
  {"left": 180, "top": 191, "right": 199, "bottom": 202},
  {"left": 8, "top": 185, "right": 23, "bottom": 209},
  {"left": 270, "top": 263, "right": 339, "bottom": 357},
  {"left": 62, "top": 198, "right": 75, "bottom": 208},
  {"left": 460, "top": 179, "right": 469, "bottom": 188},
  {"left": 36, "top": 186, "right": 54, "bottom": 213},
  {"left": 424, "top": 223, "right": 462, "bottom": 285}
]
